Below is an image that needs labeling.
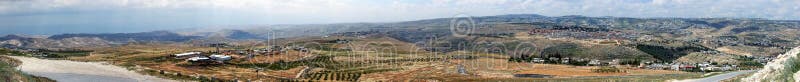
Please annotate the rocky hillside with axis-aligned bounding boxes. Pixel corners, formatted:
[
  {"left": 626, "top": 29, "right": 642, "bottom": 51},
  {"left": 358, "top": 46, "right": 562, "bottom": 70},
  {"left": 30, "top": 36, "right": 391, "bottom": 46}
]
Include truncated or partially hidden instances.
[
  {"left": 3, "top": 14, "right": 800, "bottom": 60},
  {"left": 48, "top": 31, "right": 200, "bottom": 43},
  {"left": 744, "top": 46, "right": 800, "bottom": 82},
  {"left": 0, "top": 31, "right": 201, "bottom": 49},
  {"left": 0, "top": 35, "right": 111, "bottom": 49}
]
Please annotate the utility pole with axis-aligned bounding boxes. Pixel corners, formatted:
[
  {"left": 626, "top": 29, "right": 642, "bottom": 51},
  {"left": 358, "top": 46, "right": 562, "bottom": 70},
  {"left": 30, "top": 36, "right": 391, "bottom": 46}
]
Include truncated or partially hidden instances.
[{"left": 212, "top": 43, "right": 224, "bottom": 53}]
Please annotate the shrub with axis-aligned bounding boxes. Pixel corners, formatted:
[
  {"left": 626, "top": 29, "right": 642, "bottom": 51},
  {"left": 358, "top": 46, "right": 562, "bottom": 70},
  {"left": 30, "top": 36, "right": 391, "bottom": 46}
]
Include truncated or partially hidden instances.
[
  {"left": 619, "top": 59, "right": 641, "bottom": 65},
  {"left": 592, "top": 66, "right": 621, "bottom": 73}
]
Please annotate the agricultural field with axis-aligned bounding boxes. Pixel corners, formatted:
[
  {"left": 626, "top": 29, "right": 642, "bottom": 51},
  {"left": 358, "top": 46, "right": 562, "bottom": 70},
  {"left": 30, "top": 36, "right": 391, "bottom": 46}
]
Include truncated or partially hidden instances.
[{"left": 46, "top": 36, "right": 705, "bottom": 82}]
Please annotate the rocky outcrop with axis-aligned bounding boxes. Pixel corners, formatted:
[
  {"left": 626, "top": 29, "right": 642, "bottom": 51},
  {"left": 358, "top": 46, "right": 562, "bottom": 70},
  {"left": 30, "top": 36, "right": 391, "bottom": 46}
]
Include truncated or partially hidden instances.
[{"left": 743, "top": 46, "right": 800, "bottom": 82}]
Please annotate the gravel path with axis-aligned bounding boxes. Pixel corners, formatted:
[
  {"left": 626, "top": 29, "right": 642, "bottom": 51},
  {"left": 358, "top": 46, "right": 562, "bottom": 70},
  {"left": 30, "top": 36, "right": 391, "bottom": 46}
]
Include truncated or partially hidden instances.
[{"left": 9, "top": 56, "right": 177, "bottom": 82}]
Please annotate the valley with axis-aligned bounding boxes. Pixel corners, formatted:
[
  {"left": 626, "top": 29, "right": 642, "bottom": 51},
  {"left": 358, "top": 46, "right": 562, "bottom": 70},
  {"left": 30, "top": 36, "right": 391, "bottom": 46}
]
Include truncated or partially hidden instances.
[{"left": 1, "top": 14, "right": 798, "bottom": 81}]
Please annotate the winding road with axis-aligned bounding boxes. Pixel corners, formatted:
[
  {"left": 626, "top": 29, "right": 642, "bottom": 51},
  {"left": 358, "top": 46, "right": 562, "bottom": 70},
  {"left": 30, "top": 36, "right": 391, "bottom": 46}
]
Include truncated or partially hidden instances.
[{"left": 671, "top": 70, "right": 757, "bottom": 82}]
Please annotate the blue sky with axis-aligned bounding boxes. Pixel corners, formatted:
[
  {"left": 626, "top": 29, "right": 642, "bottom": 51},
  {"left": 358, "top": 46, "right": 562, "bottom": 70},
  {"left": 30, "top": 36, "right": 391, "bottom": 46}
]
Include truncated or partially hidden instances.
[{"left": 1, "top": 0, "right": 798, "bottom": 35}]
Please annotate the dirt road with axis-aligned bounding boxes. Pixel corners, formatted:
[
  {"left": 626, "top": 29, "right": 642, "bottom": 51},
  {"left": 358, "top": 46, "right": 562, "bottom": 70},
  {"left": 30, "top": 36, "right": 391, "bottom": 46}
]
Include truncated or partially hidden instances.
[
  {"left": 671, "top": 70, "right": 756, "bottom": 82},
  {"left": 9, "top": 56, "right": 177, "bottom": 82}
]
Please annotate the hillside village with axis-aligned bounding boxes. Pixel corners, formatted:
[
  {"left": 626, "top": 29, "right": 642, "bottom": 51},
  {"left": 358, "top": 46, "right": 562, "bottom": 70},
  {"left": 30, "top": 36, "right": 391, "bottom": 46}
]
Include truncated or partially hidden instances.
[{"left": 0, "top": 14, "right": 798, "bottom": 81}]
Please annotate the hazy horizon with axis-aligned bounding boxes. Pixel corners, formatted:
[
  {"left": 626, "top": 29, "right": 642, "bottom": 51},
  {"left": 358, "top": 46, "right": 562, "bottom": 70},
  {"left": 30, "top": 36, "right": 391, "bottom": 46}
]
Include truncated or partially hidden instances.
[{"left": 2, "top": 0, "right": 799, "bottom": 35}]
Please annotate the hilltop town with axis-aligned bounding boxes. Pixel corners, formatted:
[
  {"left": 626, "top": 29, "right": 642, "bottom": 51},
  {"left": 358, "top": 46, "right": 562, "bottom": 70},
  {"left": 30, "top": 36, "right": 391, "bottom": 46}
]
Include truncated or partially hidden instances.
[{"left": 1, "top": 14, "right": 799, "bottom": 81}]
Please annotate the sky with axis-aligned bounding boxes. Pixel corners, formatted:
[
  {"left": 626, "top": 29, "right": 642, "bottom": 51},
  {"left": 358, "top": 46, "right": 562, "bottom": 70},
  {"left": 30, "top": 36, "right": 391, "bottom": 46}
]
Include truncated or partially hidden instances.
[{"left": 1, "top": 0, "right": 799, "bottom": 35}]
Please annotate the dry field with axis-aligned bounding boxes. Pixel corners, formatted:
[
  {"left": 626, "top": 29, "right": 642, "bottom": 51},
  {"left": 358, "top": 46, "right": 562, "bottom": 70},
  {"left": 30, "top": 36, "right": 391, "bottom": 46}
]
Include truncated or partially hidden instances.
[{"left": 57, "top": 40, "right": 697, "bottom": 81}]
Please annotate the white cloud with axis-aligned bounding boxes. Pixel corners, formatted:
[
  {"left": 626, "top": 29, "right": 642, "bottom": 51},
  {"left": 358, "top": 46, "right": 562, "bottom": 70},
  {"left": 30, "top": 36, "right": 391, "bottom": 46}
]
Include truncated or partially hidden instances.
[
  {"left": 1, "top": 0, "right": 798, "bottom": 35},
  {"left": 0, "top": 0, "right": 798, "bottom": 24}
]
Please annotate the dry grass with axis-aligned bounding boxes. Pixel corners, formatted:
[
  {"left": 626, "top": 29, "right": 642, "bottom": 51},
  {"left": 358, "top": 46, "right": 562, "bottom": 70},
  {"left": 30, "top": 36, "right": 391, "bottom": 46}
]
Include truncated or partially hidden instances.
[
  {"left": 239, "top": 51, "right": 311, "bottom": 63},
  {"left": 60, "top": 39, "right": 695, "bottom": 82},
  {"left": 65, "top": 43, "right": 304, "bottom": 81},
  {"left": 717, "top": 46, "right": 785, "bottom": 56}
]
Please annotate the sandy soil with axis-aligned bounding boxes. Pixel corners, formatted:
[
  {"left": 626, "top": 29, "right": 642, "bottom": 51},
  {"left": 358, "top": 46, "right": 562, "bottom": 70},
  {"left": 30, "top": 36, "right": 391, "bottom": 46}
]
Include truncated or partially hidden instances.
[{"left": 9, "top": 56, "right": 178, "bottom": 82}]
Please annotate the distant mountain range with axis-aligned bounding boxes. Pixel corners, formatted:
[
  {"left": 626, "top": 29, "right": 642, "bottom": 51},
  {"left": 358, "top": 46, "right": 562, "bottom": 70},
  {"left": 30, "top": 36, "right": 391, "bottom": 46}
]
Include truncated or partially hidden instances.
[
  {"left": 1, "top": 14, "right": 799, "bottom": 55},
  {"left": 48, "top": 31, "right": 201, "bottom": 43}
]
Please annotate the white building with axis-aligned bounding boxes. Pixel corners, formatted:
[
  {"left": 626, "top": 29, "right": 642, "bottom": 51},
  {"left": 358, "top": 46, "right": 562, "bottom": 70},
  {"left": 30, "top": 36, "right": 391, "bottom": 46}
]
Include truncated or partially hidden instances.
[
  {"left": 209, "top": 54, "right": 232, "bottom": 61},
  {"left": 173, "top": 52, "right": 202, "bottom": 59},
  {"left": 187, "top": 56, "right": 211, "bottom": 62}
]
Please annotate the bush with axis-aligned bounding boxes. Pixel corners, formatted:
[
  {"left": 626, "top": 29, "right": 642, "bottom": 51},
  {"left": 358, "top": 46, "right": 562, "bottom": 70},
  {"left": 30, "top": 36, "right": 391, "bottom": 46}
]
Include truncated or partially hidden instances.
[
  {"left": 592, "top": 66, "right": 621, "bottom": 73},
  {"left": 772, "top": 54, "right": 800, "bottom": 81},
  {"left": 567, "top": 60, "right": 589, "bottom": 66},
  {"left": 739, "top": 61, "right": 763, "bottom": 67},
  {"left": 619, "top": 59, "right": 641, "bottom": 65},
  {"left": 304, "top": 72, "right": 362, "bottom": 81}
]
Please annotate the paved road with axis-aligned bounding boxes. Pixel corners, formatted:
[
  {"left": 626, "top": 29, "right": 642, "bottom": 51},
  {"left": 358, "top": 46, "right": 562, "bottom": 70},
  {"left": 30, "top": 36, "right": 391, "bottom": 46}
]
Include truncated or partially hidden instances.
[{"left": 671, "top": 70, "right": 757, "bottom": 82}]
